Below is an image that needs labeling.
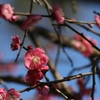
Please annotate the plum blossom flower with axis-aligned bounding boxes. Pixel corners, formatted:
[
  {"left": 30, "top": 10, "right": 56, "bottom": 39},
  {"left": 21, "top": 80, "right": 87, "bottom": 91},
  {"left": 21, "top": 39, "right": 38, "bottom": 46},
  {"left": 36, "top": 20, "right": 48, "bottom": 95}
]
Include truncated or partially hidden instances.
[
  {"left": 7, "top": 88, "right": 20, "bottom": 100},
  {"left": 53, "top": 4, "right": 65, "bottom": 24},
  {"left": 37, "top": 85, "right": 50, "bottom": 95},
  {"left": 24, "top": 69, "right": 44, "bottom": 85},
  {"left": 10, "top": 35, "right": 21, "bottom": 51},
  {"left": 0, "top": 88, "right": 7, "bottom": 100},
  {"left": 21, "top": 14, "right": 42, "bottom": 30},
  {"left": 74, "top": 34, "right": 97, "bottom": 57},
  {"left": 0, "top": 4, "right": 18, "bottom": 21},
  {"left": 24, "top": 47, "right": 49, "bottom": 70},
  {"left": 94, "top": 15, "right": 100, "bottom": 28}
]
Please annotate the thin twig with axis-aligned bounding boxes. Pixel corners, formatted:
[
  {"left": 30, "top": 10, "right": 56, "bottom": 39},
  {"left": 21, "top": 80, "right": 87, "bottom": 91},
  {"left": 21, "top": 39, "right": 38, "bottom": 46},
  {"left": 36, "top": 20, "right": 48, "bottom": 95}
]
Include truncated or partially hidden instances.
[
  {"left": 65, "top": 19, "right": 97, "bottom": 24},
  {"left": 93, "top": 11, "right": 100, "bottom": 16},
  {"left": 15, "top": 30, "right": 28, "bottom": 62},
  {"left": 44, "top": 75, "right": 69, "bottom": 100},
  {"left": 75, "top": 22, "right": 100, "bottom": 37},
  {"left": 15, "top": 0, "right": 34, "bottom": 62},
  {"left": 14, "top": 12, "right": 52, "bottom": 18},
  {"left": 18, "top": 70, "right": 100, "bottom": 93},
  {"left": 29, "top": 0, "right": 34, "bottom": 13},
  {"left": 91, "top": 56, "right": 100, "bottom": 100},
  {"left": 68, "top": 63, "right": 92, "bottom": 76},
  {"left": 55, "top": 44, "right": 61, "bottom": 67},
  {"left": 62, "top": 47, "right": 73, "bottom": 67}
]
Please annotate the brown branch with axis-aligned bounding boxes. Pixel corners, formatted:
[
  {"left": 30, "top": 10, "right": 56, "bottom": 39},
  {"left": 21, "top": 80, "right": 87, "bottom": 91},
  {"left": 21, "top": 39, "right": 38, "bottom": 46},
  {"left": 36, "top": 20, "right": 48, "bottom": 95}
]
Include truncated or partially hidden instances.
[
  {"left": 91, "top": 55, "right": 100, "bottom": 100},
  {"left": 65, "top": 19, "right": 97, "bottom": 24},
  {"left": 75, "top": 22, "right": 100, "bottom": 37},
  {"left": 0, "top": 76, "right": 26, "bottom": 85}
]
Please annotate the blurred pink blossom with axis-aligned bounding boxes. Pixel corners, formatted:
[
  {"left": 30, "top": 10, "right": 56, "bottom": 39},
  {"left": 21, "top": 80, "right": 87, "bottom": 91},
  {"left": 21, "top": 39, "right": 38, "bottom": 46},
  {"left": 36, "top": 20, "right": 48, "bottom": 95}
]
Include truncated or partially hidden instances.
[
  {"left": 10, "top": 35, "right": 21, "bottom": 51},
  {"left": 24, "top": 69, "right": 44, "bottom": 86},
  {"left": 53, "top": 4, "right": 65, "bottom": 24},
  {"left": 94, "top": 15, "right": 100, "bottom": 28},
  {"left": 37, "top": 85, "right": 50, "bottom": 95},
  {"left": 74, "top": 34, "right": 97, "bottom": 57},
  {"left": 0, "top": 4, "right": 18, "bottom": 21},
  {"left": 21, "top": 14, "right": 42, "bottom": 30}
]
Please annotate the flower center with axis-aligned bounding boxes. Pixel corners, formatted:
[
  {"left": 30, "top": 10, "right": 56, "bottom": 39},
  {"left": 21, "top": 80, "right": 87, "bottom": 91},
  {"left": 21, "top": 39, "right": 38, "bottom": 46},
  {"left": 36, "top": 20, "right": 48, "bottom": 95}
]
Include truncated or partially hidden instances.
[{"left": 32, "top": 56, "right": 40, "bottom": 63}]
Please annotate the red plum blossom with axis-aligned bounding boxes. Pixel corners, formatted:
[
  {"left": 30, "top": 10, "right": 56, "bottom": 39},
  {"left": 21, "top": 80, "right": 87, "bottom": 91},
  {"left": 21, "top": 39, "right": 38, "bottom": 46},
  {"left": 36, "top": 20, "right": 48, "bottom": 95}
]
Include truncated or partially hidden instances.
[
  {"left": 21, "top": 14, "right": 42, "bottom": 30},
  {"left": 24, "top": 47, "right": 49, "bottom": 70},
  {"left": 24, "top": 69, "right": 44, "bottom": 85},
  {"left": 10, "top": 35, "right": 21, "bottom": 51}
]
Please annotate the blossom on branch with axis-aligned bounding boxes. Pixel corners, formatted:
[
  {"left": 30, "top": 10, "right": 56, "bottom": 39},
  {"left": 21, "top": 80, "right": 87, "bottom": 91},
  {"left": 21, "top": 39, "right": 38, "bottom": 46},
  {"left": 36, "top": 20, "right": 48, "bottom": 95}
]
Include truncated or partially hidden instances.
[
  {"left": 74, "top": 34, "right": 97, "bottom": 57},
  {"left": 94, "top": 15, "right": 100, "bottom": 28},
  {"left": 0, "top": 4, "right": 18, "bottom": 21},
  {"left": 24, "top": 47, "right": 49, "bottom": 70},
  {"left": 37, "top": 85, "right": 50, "bottom": 95},
  {"left": 7, "top": 88, "right": 20, "bottom": 100},
  {"left": 24, "top": 47, "right": 49, "bottom": 86},
  {"left": 21, "top": 14, "right": 42, "bottom": 30},
  {"left": 53, "top": 4, "right": 65, "bottom": 24},
  {"left": 10, "top": 35, "right": 21, "bottom": 51},
  {"left": 24, "top": 69, "right": 44, "bottom": 85}
]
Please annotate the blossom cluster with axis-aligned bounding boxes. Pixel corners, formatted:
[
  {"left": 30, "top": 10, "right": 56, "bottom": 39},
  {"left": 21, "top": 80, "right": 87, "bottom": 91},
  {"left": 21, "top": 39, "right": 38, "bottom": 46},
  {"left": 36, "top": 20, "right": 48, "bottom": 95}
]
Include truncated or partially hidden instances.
[
  {"left": 10, "top": 35, "right": 50, "bottom": 95},
  {"left": 0, "top": 88, "right": 20, "bottom": 100},
  {"left": 24, "top": 47, "right": 50, "bottom": 95},
  {"left": 74, "top": 34, "right": 97, "bottom": 57}
]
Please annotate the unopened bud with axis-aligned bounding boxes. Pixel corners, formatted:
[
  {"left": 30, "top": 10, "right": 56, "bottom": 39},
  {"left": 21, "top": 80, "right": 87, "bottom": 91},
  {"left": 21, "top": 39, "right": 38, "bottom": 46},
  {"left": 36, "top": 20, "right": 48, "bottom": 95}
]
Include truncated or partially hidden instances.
[{"left": 88, "top": 23, "right": 93, "bottom": 28}]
